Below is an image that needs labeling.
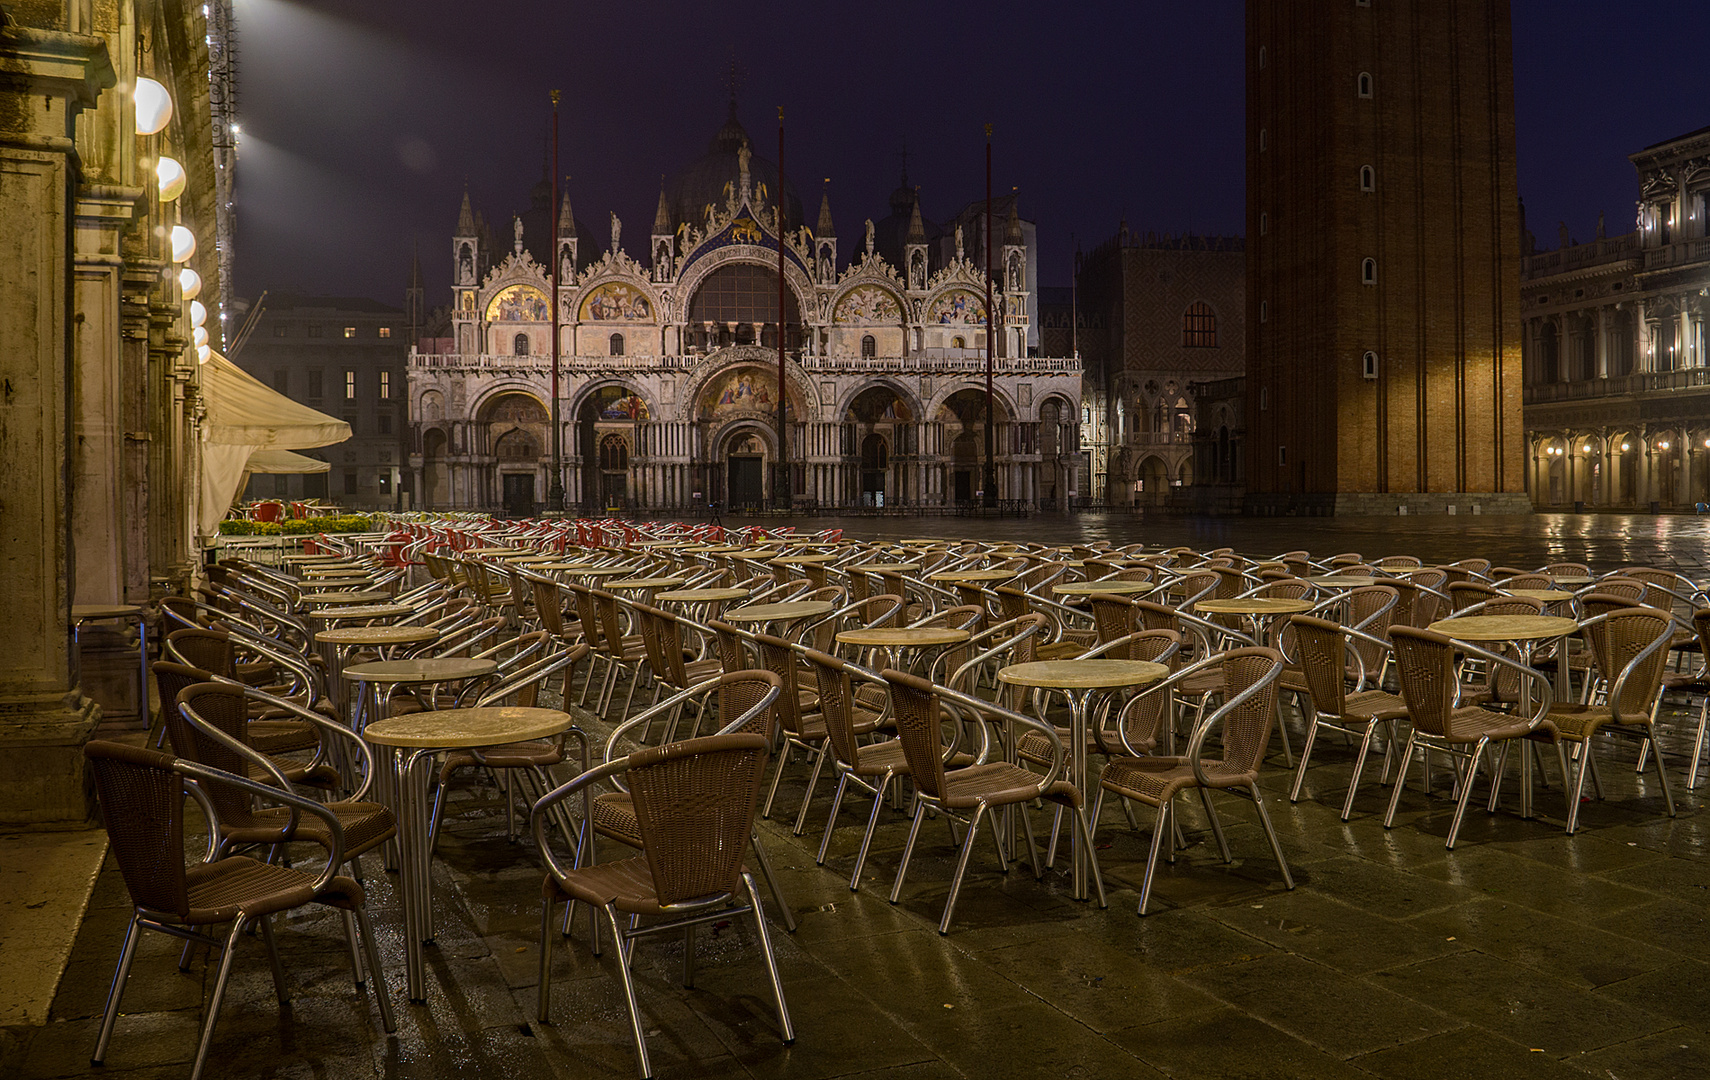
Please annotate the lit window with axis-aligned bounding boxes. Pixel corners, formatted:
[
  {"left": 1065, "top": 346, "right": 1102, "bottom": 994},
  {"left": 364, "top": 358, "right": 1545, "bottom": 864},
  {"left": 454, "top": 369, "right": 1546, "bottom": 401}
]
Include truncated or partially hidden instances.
[
  {"left": 1358, "top": 72, "right": 1373, "bottom": 98},
  {"left": 343, "top": 326, "right": 356, "bottom": 338},
  {"left": 379, "top": 371, "right": 391, "bottom": 399},
  {"left": 377, "top": 326, "right": 392, "bottom": 338},
  {"left": 1182, "top": 302, "right": 1217, "bottom": 348},
  {"left": 1361, "top": 258, "right": 1377, "bottom": 285},
  {"left": 345, "top": 370, "right": 356, "bottom": 399}
]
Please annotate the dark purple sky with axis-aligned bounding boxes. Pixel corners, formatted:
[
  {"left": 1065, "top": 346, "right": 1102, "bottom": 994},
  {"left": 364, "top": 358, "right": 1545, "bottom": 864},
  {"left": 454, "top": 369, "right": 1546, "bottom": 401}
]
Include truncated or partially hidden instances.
[{"left": 231, "top": 0, "right": 1710, "bottom": 309}]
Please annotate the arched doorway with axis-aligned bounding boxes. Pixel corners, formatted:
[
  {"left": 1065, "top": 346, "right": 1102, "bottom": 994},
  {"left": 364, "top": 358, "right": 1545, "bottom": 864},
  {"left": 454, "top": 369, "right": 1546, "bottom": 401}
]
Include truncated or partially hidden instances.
[
  {"left": 422, "top": 428, "right": 450, "bottom": 509},
  {"left": 845, "top": 384, "right": 913, "bottom": 507},
  {"left": 576, "top": 385, "right": 648, "bottom": 511},
  {"left": 726, "top": 431, "right": 767, "bottom": 508},
  {"left": 597, "top": 433, "right": 629, "bottom": 508},
  {"left": 937, "top": 388, "right": 1007, "bottom": 504},
  {"left": 478, "top": 392, "right": 549, "bottom": 515},
  {"left": 1136, "top": 455, "right": 1170, "bottom": 506},
  {"left": 860, "top": 435, "right": 888, "bottom": 505}
]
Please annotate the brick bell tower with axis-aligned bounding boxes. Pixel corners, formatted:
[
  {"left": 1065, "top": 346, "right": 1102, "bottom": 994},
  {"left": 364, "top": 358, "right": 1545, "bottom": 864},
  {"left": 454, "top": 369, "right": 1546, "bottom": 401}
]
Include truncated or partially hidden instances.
[{"left": 1245, "top": 0, "right": 1529, "bottom": 515}]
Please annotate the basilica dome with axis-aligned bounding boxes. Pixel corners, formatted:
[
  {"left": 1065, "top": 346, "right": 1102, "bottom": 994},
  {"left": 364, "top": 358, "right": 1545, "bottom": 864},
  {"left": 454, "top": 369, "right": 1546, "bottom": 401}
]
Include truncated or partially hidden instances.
[{"left": 664, "top": 101, "right": 804, "bottom": 235}]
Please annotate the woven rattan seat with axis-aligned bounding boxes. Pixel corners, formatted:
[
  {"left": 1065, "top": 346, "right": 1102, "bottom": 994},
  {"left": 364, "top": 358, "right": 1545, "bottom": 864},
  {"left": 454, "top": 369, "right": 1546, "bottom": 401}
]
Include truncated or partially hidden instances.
[
  {"left": 1384, "top": 627, "right": 1563, "bottom": 848},
  {"left": 535, "top": 733, "right": 794, "bottom": 1078},
  {"left": 1092, "top": 647, "right": 1294, "bottom": 914},
  {"left": 1286, "top": 615, "right": 1408, "bottom": 820},
  {"left": 882, "top": 667, "right": 1105, "bottom": 933},
  {"left": 85, "top": 741, "right": 393, "bottom": 1080},
  {"left": 1536, "top": 606, "right": 1678, "bottom": 833}
]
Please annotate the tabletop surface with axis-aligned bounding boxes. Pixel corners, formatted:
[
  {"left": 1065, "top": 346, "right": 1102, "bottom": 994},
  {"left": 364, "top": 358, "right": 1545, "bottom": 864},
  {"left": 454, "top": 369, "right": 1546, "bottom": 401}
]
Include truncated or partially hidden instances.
[
  {"left": 931, "top": 569, "right": 1015, "bottom": 583},
  {"left": 315, "top": 625, "right": 439, "bottom": 645},
  {"left": 1302, "top": 576, "right": 1380, "bottom": 588},
  {"left": 724, "top": 600, "right": 836, "bottom": 623},
  {"left": 729, "top": 550, "right": 783, "bottom": 559},
  {"left": 363, "top": 706, "right": 572, "bottom": 748},
  {"left": 611, "top": 577, "right": 686, "bottom": 589},
  {"left": 1428, "top": 614, "right": 1580, "bottom": 640},
  {"left": 851, "top": 563, "right": 922, "bottom": 574},
  {"left": 568, "top": 566, "right": 632, "bottom": 576},
  {"left": 773, "top": 553, "right": 838, "bottom": 564},
  {"left": 343, "top": 657, "right": 498, "bottom": 684},
  {"left": 465, "top": 547, "right": 521, "bottom": 556},
  {"left": 309, "top": 604, "right": 416, "bottom": 620},
  {"left": 71, "top": 604, "right": 142, "bottom": 619},
  {"left": 1197, "top": 597, "right": 1316, "bottom": 615},
  {"left": 836, "top": 627, "right": 971, "bottom": 647},
  {"left": 999, "top": 658, "right": 1170, "bottom": 689},
  {"left": 279, "top": 554, "right": 344, "bottom": 563},
  {"left": 1548, "top": 575, "right": 1598, "bottom": 585},
  {"left": 1053, "top": 581, "right": 1153, "bottom": 596},
  {"left": 1503, "top": 589, "right": 1574, "bottom": 602},
  {"left": 305, "top": 591, "right": 391, "bottom": 604},
  {"left": 656, "top": 587, "right": 750, "bottom": 603},
  {"left": 532, "top": 562, "right": 599, "bottom": 572}
]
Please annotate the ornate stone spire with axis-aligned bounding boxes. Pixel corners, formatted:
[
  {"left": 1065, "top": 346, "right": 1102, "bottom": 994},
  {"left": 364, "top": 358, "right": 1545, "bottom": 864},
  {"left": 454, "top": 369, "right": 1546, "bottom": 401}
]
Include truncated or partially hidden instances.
[
  {"left": 1004, "top": 198, "right": 1024, "bottom": 246},
  {"left": 906, "top": 191, "right": 926, "bottom": 245},
  {"left": 557, "top": 190, "right": 574, "bottom": 235},
  {"left": 815, "top": 183, "right": 836, "bottom": 238},
  {"left": 653, "top": 181, "right": 671, "bottom": 235},
  {"left": 456, "top": 184, "right": 475, "bottom": 234}
]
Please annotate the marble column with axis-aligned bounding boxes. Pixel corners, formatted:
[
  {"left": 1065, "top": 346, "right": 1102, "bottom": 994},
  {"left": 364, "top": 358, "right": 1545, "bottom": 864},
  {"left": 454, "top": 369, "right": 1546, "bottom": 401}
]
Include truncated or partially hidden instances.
[{"left": 0, "top": 27, "right": 113, "bottom": 824}]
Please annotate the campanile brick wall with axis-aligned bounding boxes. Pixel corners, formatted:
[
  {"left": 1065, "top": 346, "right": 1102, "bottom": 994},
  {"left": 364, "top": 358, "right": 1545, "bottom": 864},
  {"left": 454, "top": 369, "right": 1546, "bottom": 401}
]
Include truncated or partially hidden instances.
[{"left": 1245, "top": 0, "right": 1526, "bottom": 513}]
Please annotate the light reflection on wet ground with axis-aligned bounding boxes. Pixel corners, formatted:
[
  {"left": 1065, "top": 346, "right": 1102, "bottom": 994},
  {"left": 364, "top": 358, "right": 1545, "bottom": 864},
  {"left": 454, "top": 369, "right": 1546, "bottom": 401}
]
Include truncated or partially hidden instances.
[{"left": 707, "top": 512, "right": 1710, "bottom": 576}]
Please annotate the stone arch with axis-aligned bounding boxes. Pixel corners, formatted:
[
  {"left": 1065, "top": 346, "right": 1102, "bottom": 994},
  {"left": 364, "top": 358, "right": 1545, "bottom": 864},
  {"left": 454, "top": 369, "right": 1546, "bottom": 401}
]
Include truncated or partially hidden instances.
[
  {"left": 573, "top": 273, "right": 662, "bottom": 324},
  {"left": 674, "top": 249, "right": 815, "bottom": 337},
  {"left": 924, "top": 380, "right": 1017, "bottom": 422},
  {"left": 677, "top": 346, "right": 818, "bottom": 422},
  {"left": 566, "top": 379, "right": 660, "bottom": 423},
  {"left": 834, "top": 376, "right": 923, "bottom": 421}
]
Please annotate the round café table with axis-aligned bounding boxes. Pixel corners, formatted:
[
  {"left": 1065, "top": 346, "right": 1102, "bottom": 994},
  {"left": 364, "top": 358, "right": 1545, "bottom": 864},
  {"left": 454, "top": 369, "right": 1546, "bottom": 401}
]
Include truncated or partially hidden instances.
[
  {"left": 836, "top": 626, "right": 969, "bottom": 672},
  {"left": 1549, "top": 575, "right": 1598, "bottom": 587},
  {"left": 656, "top": 586, "right": 749, "bottom": 620},
  {"left": 1503, "top": 588, "right": 1574, "bottom": 607},
  {"left": 342, "top": 656, "right": 498, "bottom": 733},
  {"left": 724, "top": 600, "right": 835, "bottom": 636},
  {"left": 1302, "top": 576, "right": 1380, "bottom": 589},
  {"left": 609, "top": 576, "right": 686, "bottom": 604},
  {"left": 1428, "top": 613, "right": 1579, "bottom": 817},
  {"left": 998, "top": 658, "right": 1170, "bottom": 900},
  {"left": 316, "top": 625, "right": 439, "bottom": 726},
  {"left": 1052, "top": 581, "right": 1154, "bottom": 598},
  {"left": 306, "top": 591, "right": 391, "bottom": 606},
  {"left": 930, "top": 569, "right": 1015, "bottom": 584},
  {"left": 364, "top": 706, "right": 575, "bottom": 1002}
]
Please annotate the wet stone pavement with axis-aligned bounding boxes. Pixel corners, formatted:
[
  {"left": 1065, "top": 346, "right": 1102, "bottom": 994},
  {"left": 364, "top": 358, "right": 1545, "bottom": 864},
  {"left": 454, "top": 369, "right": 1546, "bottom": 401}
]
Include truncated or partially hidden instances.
[{"left": 7, "top": 513, "right": 1710, "bottom": 1079}]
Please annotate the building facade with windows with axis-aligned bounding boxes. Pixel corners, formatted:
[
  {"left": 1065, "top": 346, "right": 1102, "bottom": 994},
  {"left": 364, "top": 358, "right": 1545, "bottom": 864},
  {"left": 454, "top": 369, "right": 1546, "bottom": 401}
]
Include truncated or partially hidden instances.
[
  {"left": 1073, "top": 227, "right": 1244, "bottom": 507},
  {"left": 407, "top": 103, "right": 1080, "bottom": 514},
  {"left": 232, "top": 295, "right": 409, "bottom": 509},
  {"left": 1522, "top": 125, "right": 1710, "bottom": 510}
]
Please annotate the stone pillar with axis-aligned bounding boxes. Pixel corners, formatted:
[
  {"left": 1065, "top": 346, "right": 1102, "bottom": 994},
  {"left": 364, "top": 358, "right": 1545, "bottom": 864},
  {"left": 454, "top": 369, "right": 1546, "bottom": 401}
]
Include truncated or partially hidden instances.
[
  {"left": 1595, "top": 307, "right": 1608, "bottom": 378},
  {"left": 0, "top": 28, "right": 114, "bottom": 824}
]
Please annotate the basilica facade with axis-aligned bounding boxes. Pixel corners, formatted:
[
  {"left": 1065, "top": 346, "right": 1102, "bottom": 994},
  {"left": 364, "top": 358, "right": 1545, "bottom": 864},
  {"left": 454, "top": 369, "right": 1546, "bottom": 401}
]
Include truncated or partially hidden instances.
[{"left": 406, "top": 107, "right": 1082, "bottom": 514}]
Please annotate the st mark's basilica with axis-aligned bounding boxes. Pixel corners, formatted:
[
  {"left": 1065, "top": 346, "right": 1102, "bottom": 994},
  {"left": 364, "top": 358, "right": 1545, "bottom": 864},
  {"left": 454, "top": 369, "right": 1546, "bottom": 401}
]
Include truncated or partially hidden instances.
[{"left": 407, "top": 103, "right": 1083, "bottom": 514}]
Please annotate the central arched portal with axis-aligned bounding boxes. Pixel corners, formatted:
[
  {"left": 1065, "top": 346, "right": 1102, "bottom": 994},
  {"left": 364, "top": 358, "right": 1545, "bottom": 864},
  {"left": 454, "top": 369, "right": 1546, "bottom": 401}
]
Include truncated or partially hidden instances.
[
  {"left": 845, "top": 384, "right": 913, "bottom": 506},
  {"left": 937, "top": 388, "right": 1008, "bottom": 504},
  {"left": 576, "top": 385, "right": 648, "bottom": 510}
]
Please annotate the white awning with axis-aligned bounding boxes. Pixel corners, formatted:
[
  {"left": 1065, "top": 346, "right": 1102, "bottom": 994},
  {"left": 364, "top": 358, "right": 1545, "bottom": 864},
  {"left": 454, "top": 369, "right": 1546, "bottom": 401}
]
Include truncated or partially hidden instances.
[
  {"left": 198, "top": 351, "right": 351, "bottom": 535},
  {"left": 244, "top": 448, "right": 332, "bottom": 474}
]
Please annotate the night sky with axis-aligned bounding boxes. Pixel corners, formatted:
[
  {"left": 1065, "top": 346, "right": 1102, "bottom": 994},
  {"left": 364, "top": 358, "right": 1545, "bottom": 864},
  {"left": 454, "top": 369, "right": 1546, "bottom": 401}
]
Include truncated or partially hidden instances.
[{"left": 231, "top": 0, "right": 1710, "bottom": 313}]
